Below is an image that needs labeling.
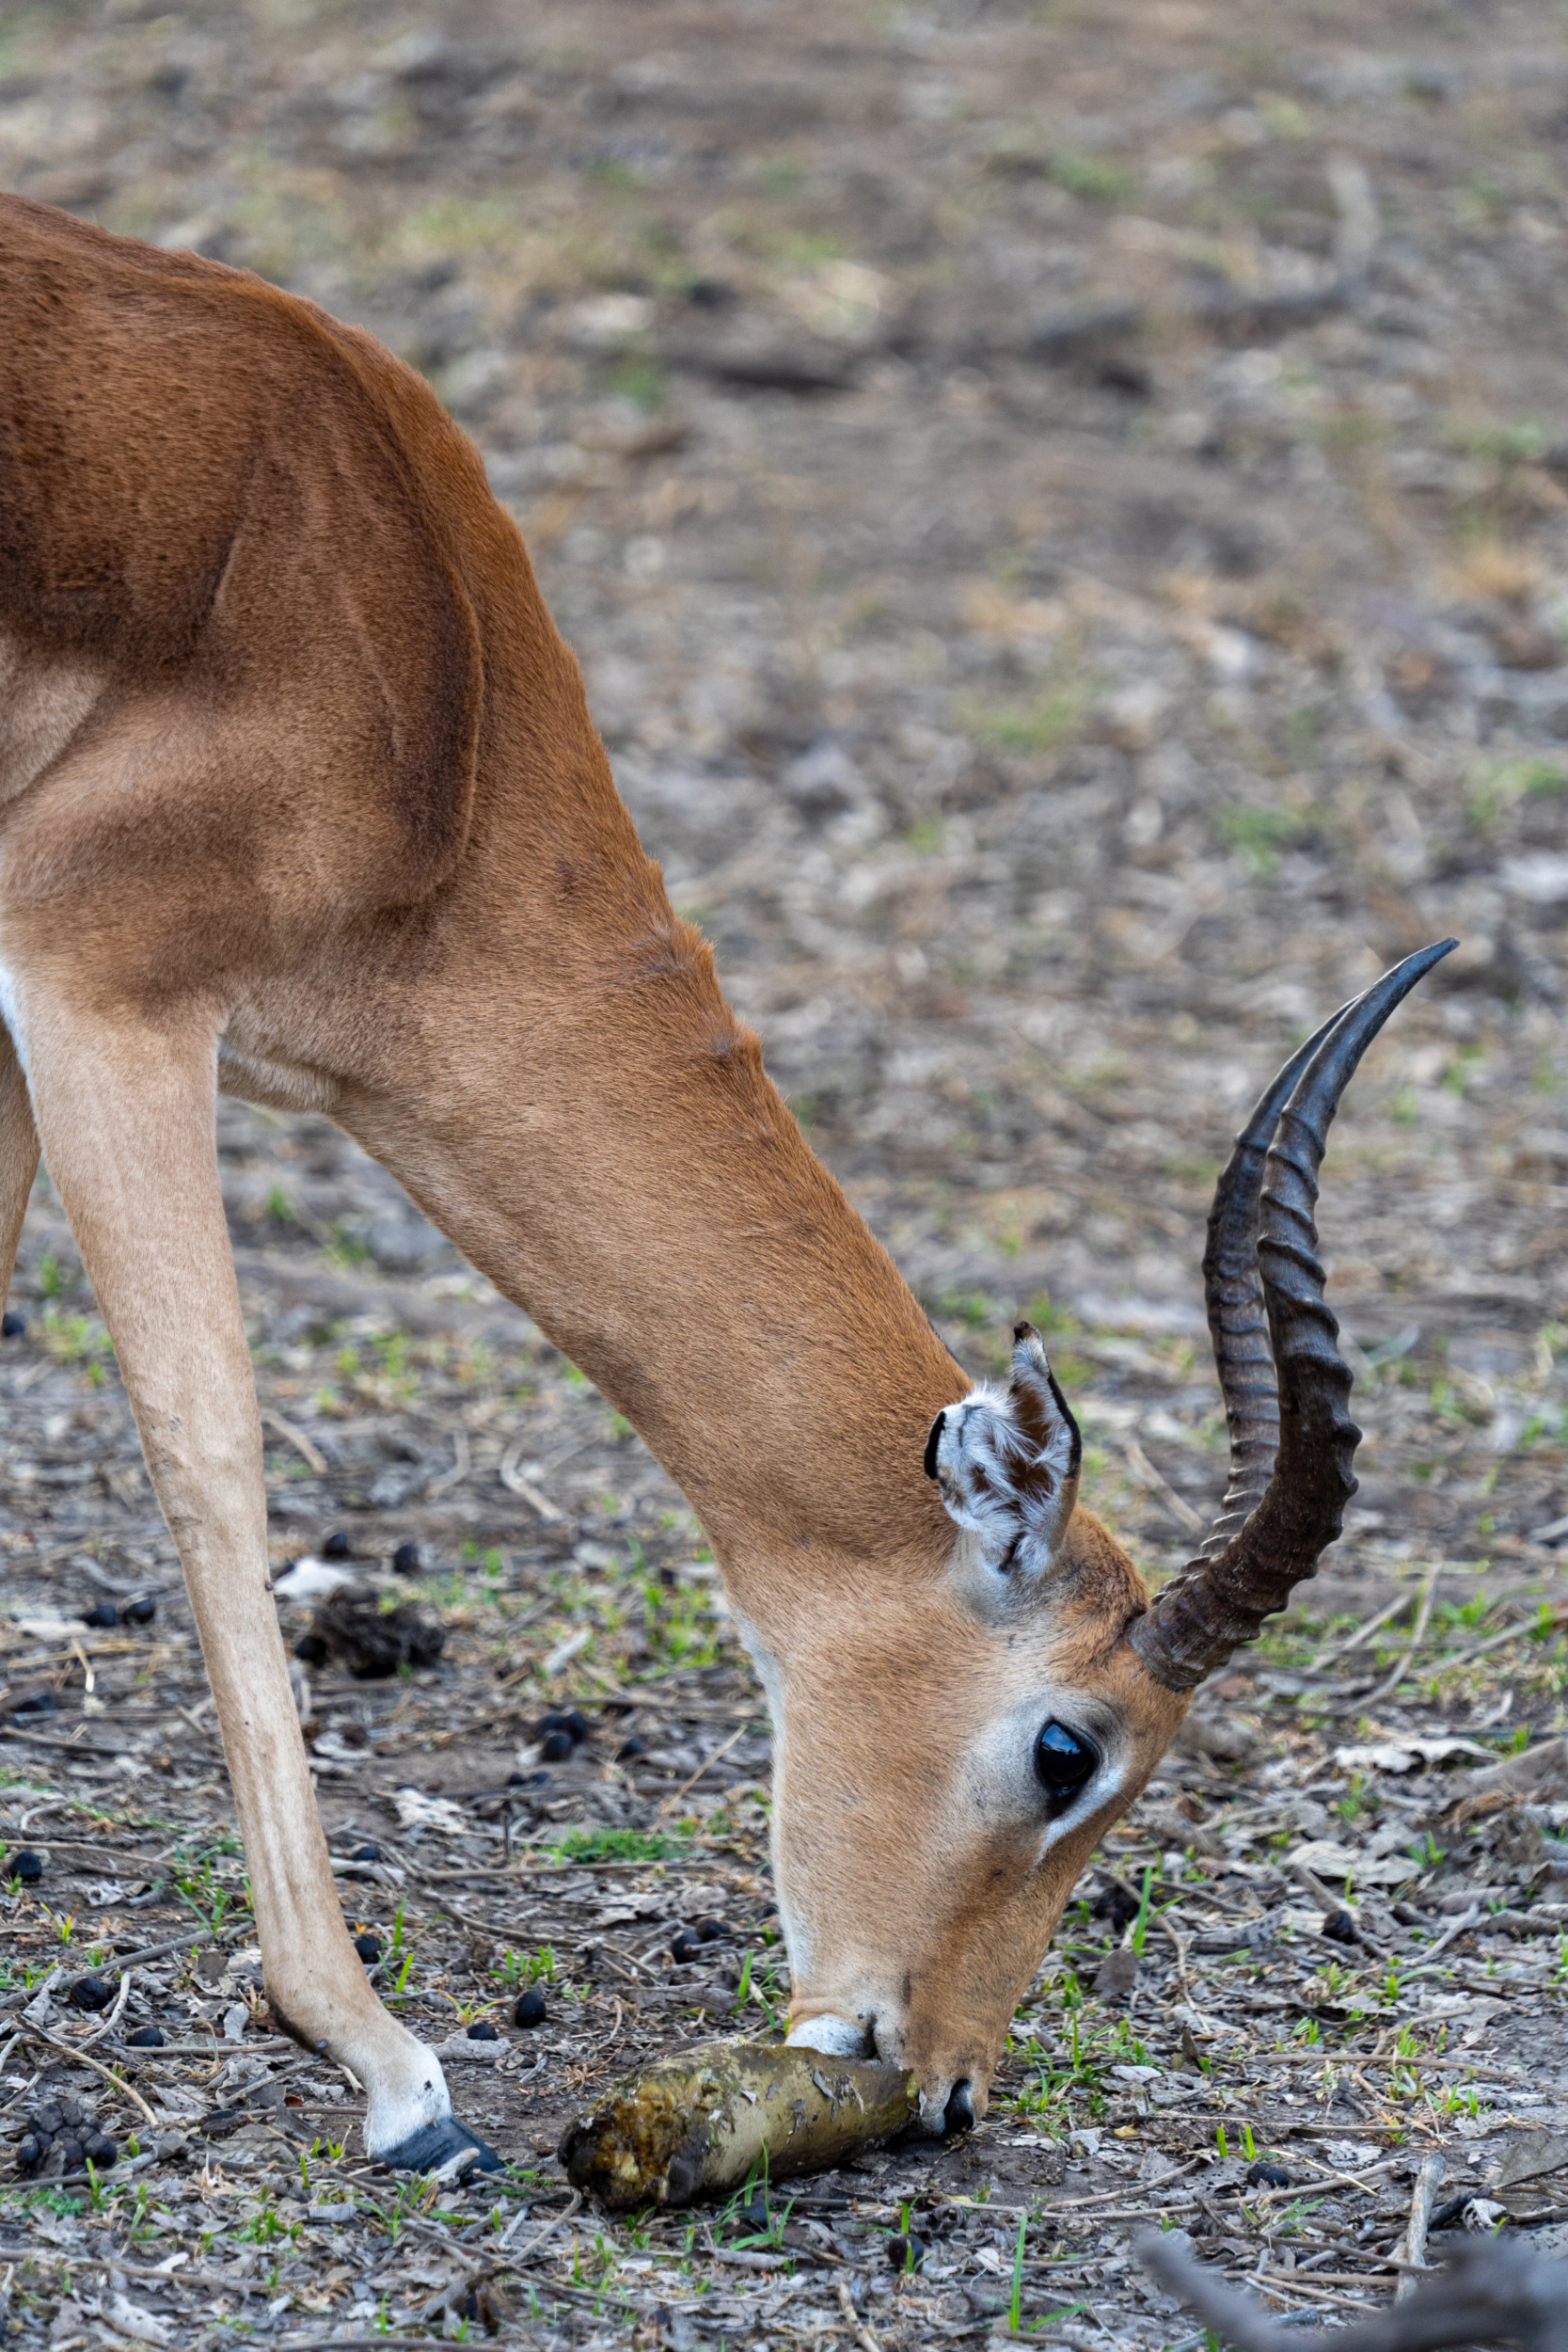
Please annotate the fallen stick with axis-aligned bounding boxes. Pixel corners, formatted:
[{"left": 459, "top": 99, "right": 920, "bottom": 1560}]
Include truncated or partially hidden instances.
[
  {"left": 558, "top": 2040, "right": 916, "bottom": 2209},
  {"left": 1396, "top": 2153, "right": 1445, "bottom": 2305},
  {"left": 1139, "top": 2230, "right": 1568, "bottom": 2352}
]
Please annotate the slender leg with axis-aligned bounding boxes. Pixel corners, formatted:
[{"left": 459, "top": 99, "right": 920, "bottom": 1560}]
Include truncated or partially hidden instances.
[
  {"left": 0, "top": 1026, "right": 40, "bottom": 1303},
  {"left": 21, "top": 999, "right": 495, "bottom": 2172}
]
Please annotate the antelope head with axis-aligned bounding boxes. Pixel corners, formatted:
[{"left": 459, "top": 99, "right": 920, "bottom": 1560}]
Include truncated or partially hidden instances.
[{"left": 767, "top": 942, "right": 1454, "bottom": 2133}]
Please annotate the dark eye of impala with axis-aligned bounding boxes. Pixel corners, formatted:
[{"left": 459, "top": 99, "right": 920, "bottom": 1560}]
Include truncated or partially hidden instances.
[{"left": 1035, "top": 1721, "right": 1100, "bottom": 1812}]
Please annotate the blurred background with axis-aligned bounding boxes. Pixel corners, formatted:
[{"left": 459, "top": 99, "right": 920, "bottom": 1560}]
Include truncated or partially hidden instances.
[{"left": 5, "top": 0, "right": 1568, "bottom": 1587}]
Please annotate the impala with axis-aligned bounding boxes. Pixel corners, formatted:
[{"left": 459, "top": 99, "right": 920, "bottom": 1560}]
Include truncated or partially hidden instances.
[{"left": 0, "top": 191, "right": 1452, "bottom": 2173}]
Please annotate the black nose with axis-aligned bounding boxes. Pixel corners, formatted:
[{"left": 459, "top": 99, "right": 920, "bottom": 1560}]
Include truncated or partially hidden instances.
[{"left": 943, "top": 2079, "right": 975, "bottom": 2136}]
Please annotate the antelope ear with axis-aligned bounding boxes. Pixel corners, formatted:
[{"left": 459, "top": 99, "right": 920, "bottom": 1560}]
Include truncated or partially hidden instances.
[{"left": 925, "top": 1323, "right": 1082, "bottom": 1577}]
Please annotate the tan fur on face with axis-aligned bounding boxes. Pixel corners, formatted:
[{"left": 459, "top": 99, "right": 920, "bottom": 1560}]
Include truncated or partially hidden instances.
[
  {"left": 762, "top": 1512, "right": 1188, "bottom": 2110},
  {"left": 0, "top": 191, "right": 1195, "bottom": 2140}
]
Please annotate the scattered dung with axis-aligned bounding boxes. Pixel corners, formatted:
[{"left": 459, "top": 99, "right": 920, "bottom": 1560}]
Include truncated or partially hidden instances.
[
  {"left": 66, "top": 1975, "right": 113, "bottom": 2011},
  {"left": 17, "top": 2096, "right": 117, "bottom": 2178},
  {"left": 293, "top": 1585, "right": 445, "bottom": 1679}
]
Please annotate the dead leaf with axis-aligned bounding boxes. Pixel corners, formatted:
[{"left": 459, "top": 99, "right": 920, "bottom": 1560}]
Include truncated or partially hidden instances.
[
  {"left": 1095, "top": 1947, "right": 1140, "bottom": 1999},
  {"left": 1333, "top": 1737, "right": 1491, "bottom": 1773},
  {"left": 393, "top": 1787, "right": 470, "bottom": 1836}
]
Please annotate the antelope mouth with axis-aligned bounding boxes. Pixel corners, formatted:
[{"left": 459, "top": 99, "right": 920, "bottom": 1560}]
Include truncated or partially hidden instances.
[{"left": 785, "top": 2014, "right": 983, "bottom": 2139}]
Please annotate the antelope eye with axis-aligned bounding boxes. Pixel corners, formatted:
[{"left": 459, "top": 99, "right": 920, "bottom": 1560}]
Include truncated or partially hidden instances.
[{"left": 1035, "top": 1720, "right": 1100, "bottom": 1811}]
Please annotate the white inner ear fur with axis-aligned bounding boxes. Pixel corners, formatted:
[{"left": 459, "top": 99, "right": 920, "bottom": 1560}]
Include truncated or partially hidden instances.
[{"left": 929, "top": 1329, "right": 1079, "bottom": 1579}]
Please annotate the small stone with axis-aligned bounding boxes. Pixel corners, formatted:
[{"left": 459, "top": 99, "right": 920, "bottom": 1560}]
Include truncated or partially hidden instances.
[
  {"left": 34, "top": 2104, "right": 63, "bottom": 2137},
  {"left": 390, "top": 1540, "right": 421, "bottom": 1575},
  {"left": 8, "top": 1849, "right": 42, "bottom": 1883},
  {"left": 83, "top": 2133, "right": 118, "bottom": 2169},
  {"left": 350, "top": 1841, "right": 381, "bottom": 1863},
  {"left": 15, "top": 2133, "right": 41, "bottom": 2173},
  {"left": 1246, "top": 2159, "right": 1291, "bottom": 2188},
  {"left": 540, "top": 1729, "right": 574, "bottom": 1763},
  {"left": 539, "top": 1709, "right": 570, "bottom": 1735},
  {"left": 322, "top": 1530, "right": 352, "bottom": 1559},
  {"left": 695, "top": 1916, "right": 730, "bottom": 1942},
  {"left": 1321, "top": 1908, "right": 1357, "bottom": 1944},
  {"left": 56, "top": 2136, "right": 85, "bottom": 2173},
  {"left": 616, "top": 1735, "right": 646, "bottom": 1761},
  {"left": 513, "top": 1986, "right": 547, "bottom": 2028},
  {"left": 120, "top": 1596, "right": 156, "bottom": 1626},
  {"left": 1, "top": 1310, "right": 25, "bottom": 1338},
  {"left": 80, "top": 1602, "right": 119, "bottom": 1629},
  {"left": 561, "top": 1708, "right": 591, "bottom": 1743},
  {"left": 354, "top": 1933, "right": 382, "bottom": 1965},
  {"left": 887, "top": 2231, "right": 926, "bottom": 2273},
  {"left": 125, "top": 2026, "right": 165, "bottom": 2048},
  {"left": 466, "top": 2020, "right": 500, "bottom": 2041},
  {"left": 671, "top": 1931, "right": 704, "bottom": 1964},
  {"left": 67, "top": 1975, "right": 113, "bottom": 2011}
]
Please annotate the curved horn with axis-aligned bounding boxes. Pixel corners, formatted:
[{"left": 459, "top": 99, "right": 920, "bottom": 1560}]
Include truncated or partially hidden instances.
[
  {"left": 1129, "top": 940, "right": 1457, "bottom": 1691},
  {"left": 1195, "top": 996, "right": 1353, "bottom": 1563}
]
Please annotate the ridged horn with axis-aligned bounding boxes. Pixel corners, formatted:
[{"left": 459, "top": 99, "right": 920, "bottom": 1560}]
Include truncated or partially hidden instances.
[{"left": 1128, "top": 940, "right": 1457, "bottom": 1692}]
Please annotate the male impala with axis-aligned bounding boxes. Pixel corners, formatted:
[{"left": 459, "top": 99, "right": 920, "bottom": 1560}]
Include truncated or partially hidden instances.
[{"left": 0, "top": 193, "right": 1450, "bottom": 2173}]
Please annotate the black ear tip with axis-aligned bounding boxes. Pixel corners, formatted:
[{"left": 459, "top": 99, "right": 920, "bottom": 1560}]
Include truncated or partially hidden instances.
[
  {"left": 1013, "top": 1320, "right": 1038, "bottom": 1348},
  {"left": 924, "top": 1412, "right": 945, "bottom": 1481}
]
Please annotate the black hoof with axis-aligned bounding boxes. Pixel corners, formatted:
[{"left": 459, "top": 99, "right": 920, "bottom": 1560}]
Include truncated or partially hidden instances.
[{"left": 374, "top": 2118, "right": 502, "bottom": 2177}]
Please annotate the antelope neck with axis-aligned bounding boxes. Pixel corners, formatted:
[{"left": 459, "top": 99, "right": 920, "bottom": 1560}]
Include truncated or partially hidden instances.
[{"left": 341, "top": 848, "right": 967, "bottom": 1575}]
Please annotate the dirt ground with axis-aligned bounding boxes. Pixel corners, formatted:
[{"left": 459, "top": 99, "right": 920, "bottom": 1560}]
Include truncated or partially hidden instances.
[{"left": 6, "top": 0, "right": 1568, "bottom": 2344}]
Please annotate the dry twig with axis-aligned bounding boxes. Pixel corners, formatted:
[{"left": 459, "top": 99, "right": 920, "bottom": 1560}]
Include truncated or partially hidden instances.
[
  {"left": 1140, "top": 2232, "right": 1568, "bottom": 2351},
  {"left": 1396, "top": 2153, "right": 1445, "bottom": 2303},
  {"left": 1366, "top": 1565, "right": 1439, "bottom": 1703}
]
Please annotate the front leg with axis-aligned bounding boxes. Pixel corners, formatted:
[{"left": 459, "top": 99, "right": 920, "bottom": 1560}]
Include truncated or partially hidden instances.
[{"left": 19, "top": 993, "right": 496, "bottom": 2174}]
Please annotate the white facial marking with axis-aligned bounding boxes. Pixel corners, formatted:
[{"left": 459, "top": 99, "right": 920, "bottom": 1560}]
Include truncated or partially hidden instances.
[
  {"left": 958, "top": 1688, "right": 1130, "bottom": 1872},
  {"left": 786, "top": 2014, "right": 872, "bottom": 2058}
]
